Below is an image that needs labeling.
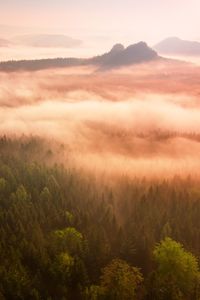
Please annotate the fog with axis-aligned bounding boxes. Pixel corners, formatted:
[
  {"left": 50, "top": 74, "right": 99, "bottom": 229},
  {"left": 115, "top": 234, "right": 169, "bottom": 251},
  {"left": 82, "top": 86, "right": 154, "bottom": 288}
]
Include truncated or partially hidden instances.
[
  {"left": 1, "top": 61, "right": 200, "bottom": 178},
  {"left": 0, "top": 45, "right": 98, "bottom": 61}
]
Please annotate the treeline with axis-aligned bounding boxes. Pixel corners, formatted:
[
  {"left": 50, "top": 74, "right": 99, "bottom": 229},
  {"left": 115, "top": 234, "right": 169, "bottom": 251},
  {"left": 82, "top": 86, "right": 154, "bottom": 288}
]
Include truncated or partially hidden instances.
[
  {"left": 0, "top": 136, "right": 200, "bottom": 299},
  {"left": 0, "top": 57, "right": 85, "bottom": 72}
]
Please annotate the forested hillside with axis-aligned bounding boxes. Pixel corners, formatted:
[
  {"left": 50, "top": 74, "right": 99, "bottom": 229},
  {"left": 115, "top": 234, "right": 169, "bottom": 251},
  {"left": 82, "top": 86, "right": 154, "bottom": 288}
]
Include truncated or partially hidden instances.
[{"left": 0, "top": 136, "right": 200, "bottom": 299}]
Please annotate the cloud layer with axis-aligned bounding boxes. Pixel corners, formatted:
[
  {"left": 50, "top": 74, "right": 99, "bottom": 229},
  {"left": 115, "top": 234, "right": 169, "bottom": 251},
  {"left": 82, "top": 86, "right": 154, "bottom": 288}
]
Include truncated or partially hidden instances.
[{"left": 1, "top": 61, "right": 200, "bottom": 178}]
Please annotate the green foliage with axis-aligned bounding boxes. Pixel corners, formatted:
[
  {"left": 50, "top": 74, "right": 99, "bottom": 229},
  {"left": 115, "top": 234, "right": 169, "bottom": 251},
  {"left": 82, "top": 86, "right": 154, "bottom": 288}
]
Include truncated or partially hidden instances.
[
  {"left": 65, "top": 211, "right": 74, "bottom": 225},
  {"left": 54, "top": 227, "right": 83, "bottom": 254},
  {"left": 16, "top": 185, "right": 29, "bottom": 202},
  {"left": 0, "top": 137, "right": 199, "bottom": 299},
  {"left": 0, "top": 177, "right": 6, "bottom": 192},
  {"left": 83, "top": 285, "right": 104, "bottom": 300},
  {"left": 151, "top": 237, "right": 200, "bottom": 299},
  {"left": 51, "top": 252, "right": 75, "bottom": 282},
  {"left": 99, "top": 259, "right": 143, "bottom": 300},
  {"left": 0, "top": 263, "right": 31, "bottom": 299},
  {"left": 83, "top": 259, "right": 143, "bottom": 300}
]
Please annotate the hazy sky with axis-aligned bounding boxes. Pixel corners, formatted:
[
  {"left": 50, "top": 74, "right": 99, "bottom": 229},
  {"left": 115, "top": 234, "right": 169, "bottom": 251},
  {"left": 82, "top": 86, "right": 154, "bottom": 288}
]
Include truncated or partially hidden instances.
[{"left": 1, "top": 0, "right": 200, "bottom": 44}]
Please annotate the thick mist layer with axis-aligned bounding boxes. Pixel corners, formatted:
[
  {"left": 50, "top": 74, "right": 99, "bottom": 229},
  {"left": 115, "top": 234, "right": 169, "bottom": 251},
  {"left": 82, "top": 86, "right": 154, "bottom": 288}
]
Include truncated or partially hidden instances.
[{"left": 1, "top": 61, "right": 200, "bottom": 177}]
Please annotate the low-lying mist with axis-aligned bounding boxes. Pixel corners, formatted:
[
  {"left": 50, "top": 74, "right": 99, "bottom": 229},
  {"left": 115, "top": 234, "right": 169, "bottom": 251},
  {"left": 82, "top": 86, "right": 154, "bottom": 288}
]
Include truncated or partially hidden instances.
[{"left": 1, "top": 60, "right": 200, "bottom": 178}]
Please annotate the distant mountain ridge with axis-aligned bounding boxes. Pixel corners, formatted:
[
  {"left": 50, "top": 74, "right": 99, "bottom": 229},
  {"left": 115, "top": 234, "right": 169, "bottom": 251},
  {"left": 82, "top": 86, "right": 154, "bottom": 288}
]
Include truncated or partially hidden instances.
[
  {"left": 154, "top": 37, "right": 200, "bottom": 56},
  {"left": 0, "top": 41, "right": 159, "bottom": 72}
]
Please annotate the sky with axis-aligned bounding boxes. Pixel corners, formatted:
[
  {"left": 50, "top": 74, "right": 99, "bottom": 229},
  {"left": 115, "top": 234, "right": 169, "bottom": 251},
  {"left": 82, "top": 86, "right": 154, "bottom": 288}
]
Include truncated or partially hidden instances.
[{"left": 1, "top": 0, "right": 200, "bottom": 45}]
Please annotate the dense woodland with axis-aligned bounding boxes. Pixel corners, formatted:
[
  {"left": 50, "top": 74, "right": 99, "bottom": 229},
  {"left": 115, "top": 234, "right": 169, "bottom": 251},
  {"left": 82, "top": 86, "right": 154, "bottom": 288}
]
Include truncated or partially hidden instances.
[{"left": 0, "top": 136, "right": 200, "bottom": 299}]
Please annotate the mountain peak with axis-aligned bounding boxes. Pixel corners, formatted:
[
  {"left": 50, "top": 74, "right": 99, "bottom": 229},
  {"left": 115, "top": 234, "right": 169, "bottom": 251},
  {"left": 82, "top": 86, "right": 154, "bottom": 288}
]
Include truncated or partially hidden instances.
[
  {"left": 127, "top": 41, "right": 148, "bottom": 47},
  {"left": 93, "top": 41, "right": 158, "bottom": 69},
  {"left": 154, "top": 37, "right": 200, "bottom": 56},
  {"left": 162, "top": 36, "right": 181, "bottom": 42},
  {"left": 110, "top": 43, "right": 125, "bottom": 53}
]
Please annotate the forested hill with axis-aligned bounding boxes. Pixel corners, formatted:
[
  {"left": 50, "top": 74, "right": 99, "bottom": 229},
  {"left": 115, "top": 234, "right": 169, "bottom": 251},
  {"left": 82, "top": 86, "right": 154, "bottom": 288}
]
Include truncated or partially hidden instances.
[
  {"left": 0, "top": 42, "right": 158, "bottom": 72},
  {"left": 0, "top": 136, "right": 200, "bottom": 299}
]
